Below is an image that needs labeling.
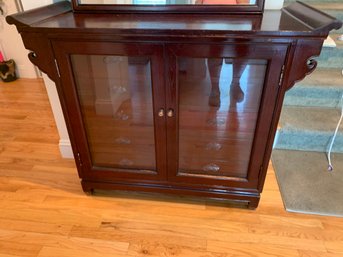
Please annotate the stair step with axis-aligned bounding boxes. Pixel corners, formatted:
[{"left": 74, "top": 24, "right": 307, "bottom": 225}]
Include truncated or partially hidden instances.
[
  {"left": 284, "top": 68, "right": 343, "bottom": 108},
  {"left": 275, "top": 106, "right": 343, "bottom": 153},
  {"left": 318, "top": 35, "right": 343, "bottom": 68},
  {"left": 280, "top": 106, "right": 342, "bottom": 132},
  {"left": 285, "top": 87, "right": 343, "bottom": 108},
  {"left": 274, "top": 130, "right": 343, "bottom": 153},
  {"left": 292, "top": 68, "right": 342, "bottom": 88}
]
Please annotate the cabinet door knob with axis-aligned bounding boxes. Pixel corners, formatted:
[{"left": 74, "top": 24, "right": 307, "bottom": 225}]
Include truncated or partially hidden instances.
[
  {"left": 167, "top": 109, "right": 174, "bottom": 118},
  {"left": 158, "top": 108, "right": 165, "bottom": 117}
]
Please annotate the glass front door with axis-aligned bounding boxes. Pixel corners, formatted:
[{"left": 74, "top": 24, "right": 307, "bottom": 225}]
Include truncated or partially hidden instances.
[
  {"left": 166, "top": 44, "right": 287, "bottom": 187},
  {"left": 53, "top": 41, "right": 166, "bottom": 180},
  {"left": 178, "top": 58, "right": 266, "bottom": 178},
  {"left": 71, "top": 55, "right": 156, "bottom": 171}
]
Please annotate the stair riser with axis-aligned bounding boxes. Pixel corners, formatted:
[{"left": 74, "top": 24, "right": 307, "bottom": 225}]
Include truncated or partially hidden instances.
[
  {"left": 280, "top": 106, "right": 342, "bottom": 132},
  {"left": 274, "top": 131, "right": 343, "bottom": 153},
  {"left": 284, "top": 87, "right": 343, "bottom": 108},
  {"left": 318, "top": 46, "right": 343, "bottom": 68}
]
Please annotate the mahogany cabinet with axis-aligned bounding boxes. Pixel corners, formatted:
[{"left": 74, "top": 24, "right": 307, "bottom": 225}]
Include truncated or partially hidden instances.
[{"left": 7, "top": 1, "right": 342, "bottom": 208}]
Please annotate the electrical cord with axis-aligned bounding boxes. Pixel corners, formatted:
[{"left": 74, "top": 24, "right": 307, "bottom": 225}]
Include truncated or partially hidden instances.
[{"left": 327, "top": 82, "right": 343, "bottom": 171}]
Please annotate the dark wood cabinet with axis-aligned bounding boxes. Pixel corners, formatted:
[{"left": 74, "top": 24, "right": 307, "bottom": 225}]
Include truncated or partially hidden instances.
[{"left": 7, "top": 1, "right": 342, "bottom": 208}]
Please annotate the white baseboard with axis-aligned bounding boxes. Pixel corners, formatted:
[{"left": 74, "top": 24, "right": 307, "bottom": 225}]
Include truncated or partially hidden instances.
[
  {"left": 59, "top": 139, "right": 74, "bottom": 159},
  {"left": 16, "top": 64, "right": 38, "bottom": 79}
]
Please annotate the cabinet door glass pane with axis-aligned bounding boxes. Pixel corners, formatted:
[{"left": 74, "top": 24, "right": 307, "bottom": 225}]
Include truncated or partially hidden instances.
[
  {"left": 178, "top": 58, "right": 266, "bottom": 178},
  {"left": 71, "top": 55, "right": 156, "bottom": 171}
]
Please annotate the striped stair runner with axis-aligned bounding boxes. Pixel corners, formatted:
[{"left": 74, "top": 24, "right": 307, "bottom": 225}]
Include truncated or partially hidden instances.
[{"left": 274, "top": 1, "right": 343, "bottom": 153}]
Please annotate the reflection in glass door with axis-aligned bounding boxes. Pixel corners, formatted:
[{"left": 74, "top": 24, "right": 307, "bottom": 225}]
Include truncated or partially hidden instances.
[
  {"left": 71, "top": 55, "right": 156, "bottom": 171},
  {"left": 178, "top": 57, "right": 267, "bottom": 178}
]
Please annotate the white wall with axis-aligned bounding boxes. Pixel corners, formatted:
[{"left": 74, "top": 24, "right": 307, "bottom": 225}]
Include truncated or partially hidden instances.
[
  {"left": 265, "top": 0, "right": 283, "bottom": 10},
  {"left": 21, "top": 0, "right": 73, "bottom": 158},
  {"left": 21, "top": 0, "right": 64, "bottom": 10},
  {"left": 0, "top": 0, "right": 37, "bottom": 78},
  {"left": 42, "top": 74, "right": 74, "bottom": 158}
]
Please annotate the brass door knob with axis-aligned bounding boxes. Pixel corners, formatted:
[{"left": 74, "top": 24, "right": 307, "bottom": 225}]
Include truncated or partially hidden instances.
[
  {"left": 167, "top": 109, "right": 174, "bottom": 118},
  {"left": 158, "top": 108, "right": 164, "bottom": 117}
]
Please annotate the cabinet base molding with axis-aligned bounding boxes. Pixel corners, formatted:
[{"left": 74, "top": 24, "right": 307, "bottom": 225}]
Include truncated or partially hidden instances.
[{"left": 81, "top": 180, "right": 260, "bottom": 209}]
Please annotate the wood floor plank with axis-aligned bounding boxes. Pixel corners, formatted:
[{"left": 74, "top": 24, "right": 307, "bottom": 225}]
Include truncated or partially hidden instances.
[
  {"left": 324, "top": 241, "right": 343, "bottom": 254},
  {"left": 248, "top": 223, "right": 343, "bottom": 241},
  {"left": 207, "top": 241, "right": 301, "bottom": 257},
  {"left": 207, "top": 232, "right": 327, "bottom": 252},
  {"left": 257, "top": 215, "right": 324, "bottom": 229},
  {"left": 128, "top": 242, "right": 227, "bottom": 257},
  {"left": 0, "top": 201, "right": 102, "bottom": 227},
  {"left": 0, "top": 240, "right": 42, "bottom": 257},
  {"left": 70, "top": 225, "right": 207, "bottom": 249},
  {"left": 298, "top": 250, "right": 343, "bottom": 257},
  {"left": 37, "top": 247, "right": 128, "bottom": 257},
  {"left": 0, "top": 229, "right": 128, "bottom": 256},
  {"left": 0, "top": 219, "right": 72, "bottom": 236},
  {"left": 0, "top": 254, "right": 23, "bottom": 257}
]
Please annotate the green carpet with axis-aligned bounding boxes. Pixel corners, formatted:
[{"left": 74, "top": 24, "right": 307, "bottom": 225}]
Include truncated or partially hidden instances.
[{"left": 272, "top": 149, "right": 343, "bottom": 217}]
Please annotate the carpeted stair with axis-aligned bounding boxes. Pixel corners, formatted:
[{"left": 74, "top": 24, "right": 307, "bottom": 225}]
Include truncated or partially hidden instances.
[
  {"left": 271, "top": 0, "right": 343, "bottom": 217},
  {"left": 274, "top": 0, "right": 343, "bottom": 154}
]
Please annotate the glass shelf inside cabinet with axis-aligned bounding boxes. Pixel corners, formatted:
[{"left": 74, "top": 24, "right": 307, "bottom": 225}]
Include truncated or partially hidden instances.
[{"left": 178, "top": 57, "right": 267, "bottom": 178}]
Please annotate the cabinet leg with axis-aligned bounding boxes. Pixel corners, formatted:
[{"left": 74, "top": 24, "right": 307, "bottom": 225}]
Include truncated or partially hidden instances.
[
  {"left": 84, "top": 189, "right": 94, "bottom": 195},
  {"left": 247, "top": 198, "right": 260, "bottom": 209},
  {"left": 81, "top": 180, "right": 94, "bottom": 195}
]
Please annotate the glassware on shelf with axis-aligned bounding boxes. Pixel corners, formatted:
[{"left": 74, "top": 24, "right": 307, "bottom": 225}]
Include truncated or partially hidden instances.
[{"left": 202, "top": 163, "right": 220, "bottom": 172}]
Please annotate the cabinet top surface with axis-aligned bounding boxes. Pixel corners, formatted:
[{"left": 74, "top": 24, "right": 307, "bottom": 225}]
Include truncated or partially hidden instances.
[{"left": 6, "top": 1, "right": 342, "bottom": 38}]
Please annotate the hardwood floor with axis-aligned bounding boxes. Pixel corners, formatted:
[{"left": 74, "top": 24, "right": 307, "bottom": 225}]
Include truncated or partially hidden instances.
[{"left": 1, "top": 78, "right": 343, "bottom": 257}]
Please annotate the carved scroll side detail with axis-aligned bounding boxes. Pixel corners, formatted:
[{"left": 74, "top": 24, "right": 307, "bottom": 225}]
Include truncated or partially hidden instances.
[
  {"left": 284, "top": 40, "right": 323, "bottom": 91},
  {"left": 27, "top": 50, "right": 55, "bottom": 80},
  {"left": 21, "top": 33, "right": 58, "bottom": 82},
  {"left": 286, "top": 56, "right": 319, "bottom": 91},
  {"left": 28, "top": 51, "right": 38, "bottom": 65},
  {"left": 306, "top": 58, "right": 318, "bottom": 75}
]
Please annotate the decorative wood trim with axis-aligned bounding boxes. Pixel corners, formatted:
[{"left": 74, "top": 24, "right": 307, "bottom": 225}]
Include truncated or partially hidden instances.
[
  {"left": 20, "top": 33, "right": 59, "bottom": 82},
  {"left": 5, "top": 1, "right": 71, "bottom": 30},
  {"left": 81, "top": 179, "right": 260, "bottom": 208},
  {"left": 283, "top": 39, "right": 324, "bottom": 91},
  {"left": 282, "top": 1, "right": 342, "bottom": 33}
]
